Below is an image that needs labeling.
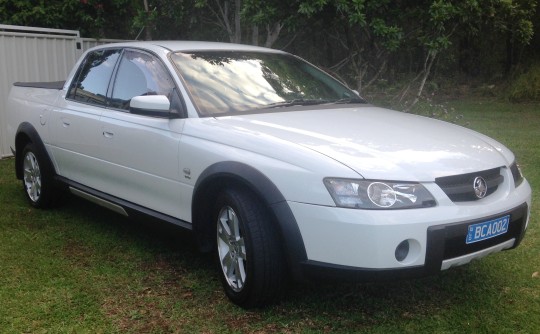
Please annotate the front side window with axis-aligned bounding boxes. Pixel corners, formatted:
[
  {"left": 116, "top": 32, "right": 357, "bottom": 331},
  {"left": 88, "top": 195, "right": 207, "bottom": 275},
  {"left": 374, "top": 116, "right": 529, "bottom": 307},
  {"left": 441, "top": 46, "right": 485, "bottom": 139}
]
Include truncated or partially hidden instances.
[
  {"left": 68, "top": 49, "right": 121, "bottom": 106},
  {"left": 110, "top": 49, "right": 182, "bottom": 115},
  {"left": 170, "top": 51, "right": 363, "bottom": 116}
]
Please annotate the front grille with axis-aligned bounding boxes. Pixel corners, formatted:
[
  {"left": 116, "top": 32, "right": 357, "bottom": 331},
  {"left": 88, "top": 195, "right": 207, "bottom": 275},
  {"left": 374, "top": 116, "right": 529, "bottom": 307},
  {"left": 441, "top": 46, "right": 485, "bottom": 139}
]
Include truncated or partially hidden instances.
[{"left": 435, "top": 167, "right": 503, "bottom": 202}]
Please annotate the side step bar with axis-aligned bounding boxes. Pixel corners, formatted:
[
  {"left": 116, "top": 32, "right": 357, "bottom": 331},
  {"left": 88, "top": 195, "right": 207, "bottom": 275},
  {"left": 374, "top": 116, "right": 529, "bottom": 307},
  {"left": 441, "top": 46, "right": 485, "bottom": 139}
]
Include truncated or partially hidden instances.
[{"left": 70, "top": 187, "right": 128, "bottom": 216}]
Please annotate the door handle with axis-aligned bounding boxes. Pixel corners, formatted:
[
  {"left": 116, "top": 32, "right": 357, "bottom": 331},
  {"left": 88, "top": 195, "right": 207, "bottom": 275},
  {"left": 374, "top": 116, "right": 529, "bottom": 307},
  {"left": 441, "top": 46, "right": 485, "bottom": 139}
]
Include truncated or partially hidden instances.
[
  {"left": 61, "top": 119, "right": 70, "bottom": 127},
  {"left": 103, "top": 131, "right": 114, "bottom": 138}
]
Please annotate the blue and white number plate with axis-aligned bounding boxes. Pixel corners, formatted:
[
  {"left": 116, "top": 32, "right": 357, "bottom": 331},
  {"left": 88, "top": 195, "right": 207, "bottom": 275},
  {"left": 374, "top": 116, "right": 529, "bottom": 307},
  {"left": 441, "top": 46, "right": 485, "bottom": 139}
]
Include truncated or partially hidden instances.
[{"left": 466, "top": 215, "right": 510, "bottom": 244}]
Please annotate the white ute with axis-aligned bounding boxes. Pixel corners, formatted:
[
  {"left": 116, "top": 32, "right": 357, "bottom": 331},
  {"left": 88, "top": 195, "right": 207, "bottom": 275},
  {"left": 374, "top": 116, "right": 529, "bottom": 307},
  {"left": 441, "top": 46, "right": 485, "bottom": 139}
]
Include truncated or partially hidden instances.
[{"left": 6, "top": 41, "right": 532, "bottom": 307}]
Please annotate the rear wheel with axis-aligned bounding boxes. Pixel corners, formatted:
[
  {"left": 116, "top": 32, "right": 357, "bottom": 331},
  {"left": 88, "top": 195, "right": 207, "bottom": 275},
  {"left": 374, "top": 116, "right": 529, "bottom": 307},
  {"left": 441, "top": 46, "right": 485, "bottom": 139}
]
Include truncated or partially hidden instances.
[
  {"left": 21, "top": 143, "right": 59, "bottom": 208},
  {"left": 214, "top": 187, "right": 286, "bottom": 308}
]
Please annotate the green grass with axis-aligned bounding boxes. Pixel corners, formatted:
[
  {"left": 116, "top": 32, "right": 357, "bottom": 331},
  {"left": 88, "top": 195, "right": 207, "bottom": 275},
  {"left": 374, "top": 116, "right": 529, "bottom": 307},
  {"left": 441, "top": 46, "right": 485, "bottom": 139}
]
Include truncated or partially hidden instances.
[{"left": 1, "top": 98, "right": 539, "bottom": 333}]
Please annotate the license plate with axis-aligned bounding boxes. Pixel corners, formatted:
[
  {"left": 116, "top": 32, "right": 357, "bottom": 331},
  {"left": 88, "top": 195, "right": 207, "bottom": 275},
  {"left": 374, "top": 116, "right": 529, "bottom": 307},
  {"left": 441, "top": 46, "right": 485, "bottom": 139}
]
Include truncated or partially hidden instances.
[{"left": 466, "top": 215, "right": 510, "bottom": 244}]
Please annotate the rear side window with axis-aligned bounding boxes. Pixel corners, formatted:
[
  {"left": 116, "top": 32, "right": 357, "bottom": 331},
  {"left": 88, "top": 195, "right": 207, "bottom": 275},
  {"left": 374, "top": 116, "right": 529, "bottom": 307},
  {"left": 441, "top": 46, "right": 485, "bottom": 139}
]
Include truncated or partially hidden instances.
[{"left": 67, "top": 49, "right": 121, "bottom": 106}]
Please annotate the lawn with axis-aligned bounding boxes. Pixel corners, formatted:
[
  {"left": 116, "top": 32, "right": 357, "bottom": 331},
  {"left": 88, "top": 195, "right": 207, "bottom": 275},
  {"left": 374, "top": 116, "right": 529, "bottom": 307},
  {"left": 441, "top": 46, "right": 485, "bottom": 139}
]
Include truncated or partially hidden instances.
[{"left": 0, "top": 99, "right": 539, "bottom": 333}]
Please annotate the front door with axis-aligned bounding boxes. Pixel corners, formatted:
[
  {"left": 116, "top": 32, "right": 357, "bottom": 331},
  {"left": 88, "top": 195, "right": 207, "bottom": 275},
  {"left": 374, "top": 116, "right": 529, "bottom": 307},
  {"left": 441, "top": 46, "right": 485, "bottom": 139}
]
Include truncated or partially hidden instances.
[{"left": 95, "top": 49, "right": 190, "bottom": 220}]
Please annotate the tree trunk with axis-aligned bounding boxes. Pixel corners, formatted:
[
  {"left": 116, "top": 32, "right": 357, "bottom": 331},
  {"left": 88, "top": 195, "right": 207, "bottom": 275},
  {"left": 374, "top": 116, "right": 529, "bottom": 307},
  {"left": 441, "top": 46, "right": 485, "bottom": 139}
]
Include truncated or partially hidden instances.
[
  {"left": 251, "top": 25, "right": 259, "bottom": 45},
  {"left": 234, "top": 0, "right": 241, "bottom": 43},
  {"left": 406, "top": 50, "right": 437, "bottom": 112},
  {"left": 505, "top": 34, "right": 514, "bottom": 76},
  {"left": 264, "top": 23, "right": 282, "bottom": 48},
  {"left": 143, "top": 0, "right": 152, "bottom": 40},
  {"left": 363, "top": 59, "right": 387, "bottom": 90}
]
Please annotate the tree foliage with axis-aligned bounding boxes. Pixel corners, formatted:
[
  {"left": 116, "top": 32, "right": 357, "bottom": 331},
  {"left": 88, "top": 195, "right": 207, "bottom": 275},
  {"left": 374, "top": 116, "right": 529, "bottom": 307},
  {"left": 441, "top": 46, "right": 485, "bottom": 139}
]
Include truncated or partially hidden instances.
[
  {"left": 0, "top": 0, "right": 137, "bottom": 38},
  {"left": 1, "top": 0, "right": 538, "bottom": 102}
]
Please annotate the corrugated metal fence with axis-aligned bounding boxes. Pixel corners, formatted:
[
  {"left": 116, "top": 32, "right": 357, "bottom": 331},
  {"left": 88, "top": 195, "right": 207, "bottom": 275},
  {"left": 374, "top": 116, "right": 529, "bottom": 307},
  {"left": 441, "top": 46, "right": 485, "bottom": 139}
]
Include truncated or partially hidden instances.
[{"left": 0, "top": 24, "right": 126, "bottom": 159}]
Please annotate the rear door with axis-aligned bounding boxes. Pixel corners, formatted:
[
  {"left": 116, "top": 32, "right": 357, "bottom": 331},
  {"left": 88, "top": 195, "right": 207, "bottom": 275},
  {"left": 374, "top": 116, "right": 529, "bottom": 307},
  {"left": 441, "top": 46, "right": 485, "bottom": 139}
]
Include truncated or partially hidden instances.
[{"left": 49, "top": 48, "right": 121, "bottom": 186}]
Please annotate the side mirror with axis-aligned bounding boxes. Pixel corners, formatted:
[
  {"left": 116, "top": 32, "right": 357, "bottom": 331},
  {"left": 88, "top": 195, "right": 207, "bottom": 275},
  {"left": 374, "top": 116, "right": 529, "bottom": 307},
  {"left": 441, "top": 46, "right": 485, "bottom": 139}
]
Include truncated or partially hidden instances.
[{"left": 130, "top": 95, "right": 171, "bottom": 117}]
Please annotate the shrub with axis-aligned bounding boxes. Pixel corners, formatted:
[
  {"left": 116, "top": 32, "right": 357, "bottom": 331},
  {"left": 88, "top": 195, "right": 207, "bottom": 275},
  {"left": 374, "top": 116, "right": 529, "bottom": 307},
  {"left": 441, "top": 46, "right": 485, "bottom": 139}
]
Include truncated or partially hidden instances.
[{"left": 508, "top": 62, "right": 540, "bottom": 102}]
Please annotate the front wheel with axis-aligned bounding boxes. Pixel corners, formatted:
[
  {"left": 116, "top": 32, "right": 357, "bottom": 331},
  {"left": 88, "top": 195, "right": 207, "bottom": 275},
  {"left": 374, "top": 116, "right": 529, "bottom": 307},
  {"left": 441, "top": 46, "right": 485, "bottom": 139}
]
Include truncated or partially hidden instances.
[{"left": 214, "top": 187, "right": 286, "bottom": 308}]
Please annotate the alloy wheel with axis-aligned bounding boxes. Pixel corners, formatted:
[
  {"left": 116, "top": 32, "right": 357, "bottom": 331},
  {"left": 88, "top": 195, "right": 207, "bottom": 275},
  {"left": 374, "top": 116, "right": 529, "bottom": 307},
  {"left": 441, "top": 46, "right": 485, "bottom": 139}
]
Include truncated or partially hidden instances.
[
  {"left": 216, "top": 205, "right": 247, "bottom": 292},
  {"left": 23, "top": 151, "right": 42, "bottom": 203}
]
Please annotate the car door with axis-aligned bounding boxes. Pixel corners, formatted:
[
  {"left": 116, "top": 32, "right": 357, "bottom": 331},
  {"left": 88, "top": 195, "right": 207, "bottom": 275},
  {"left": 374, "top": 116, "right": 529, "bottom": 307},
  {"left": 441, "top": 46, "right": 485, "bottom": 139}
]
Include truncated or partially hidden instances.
[
  {"left": 49, "top": 48, "right": 122, "bottom": 186},
  {"left": 95, "top": 48, "right": 190, "bottom": 220}
]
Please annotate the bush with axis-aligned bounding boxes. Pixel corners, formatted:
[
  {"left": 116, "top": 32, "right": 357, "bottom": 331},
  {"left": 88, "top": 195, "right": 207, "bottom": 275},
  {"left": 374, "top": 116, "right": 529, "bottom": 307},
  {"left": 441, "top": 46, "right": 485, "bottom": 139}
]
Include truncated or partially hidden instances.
[{"left": 508, "top": 62, "right": 540, "bottom": 102}]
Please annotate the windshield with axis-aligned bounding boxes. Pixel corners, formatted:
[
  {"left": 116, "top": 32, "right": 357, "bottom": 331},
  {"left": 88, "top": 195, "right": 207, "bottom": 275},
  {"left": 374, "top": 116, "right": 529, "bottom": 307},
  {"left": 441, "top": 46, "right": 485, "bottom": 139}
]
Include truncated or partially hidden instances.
[{"left": 170, "top": 51, "right": 364, "bottom": 116}]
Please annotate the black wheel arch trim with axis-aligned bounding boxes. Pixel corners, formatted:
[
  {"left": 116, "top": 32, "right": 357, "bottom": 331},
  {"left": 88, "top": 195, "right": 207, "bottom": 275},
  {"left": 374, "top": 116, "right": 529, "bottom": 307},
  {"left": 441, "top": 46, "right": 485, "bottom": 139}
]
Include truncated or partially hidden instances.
[
  {"left": 14, "top": 122, "right": 56, "bottom": 180},
  {"left": 192, "top": 161, "right": 307, "bottom": 279}
]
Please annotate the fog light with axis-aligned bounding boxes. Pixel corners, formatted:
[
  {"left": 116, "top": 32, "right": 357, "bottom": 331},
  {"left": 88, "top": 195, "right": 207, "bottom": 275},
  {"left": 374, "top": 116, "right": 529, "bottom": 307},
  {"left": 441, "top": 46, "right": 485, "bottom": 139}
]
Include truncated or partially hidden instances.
[{"left": 395, "top": 240, "right": 410, "bottom": 262}]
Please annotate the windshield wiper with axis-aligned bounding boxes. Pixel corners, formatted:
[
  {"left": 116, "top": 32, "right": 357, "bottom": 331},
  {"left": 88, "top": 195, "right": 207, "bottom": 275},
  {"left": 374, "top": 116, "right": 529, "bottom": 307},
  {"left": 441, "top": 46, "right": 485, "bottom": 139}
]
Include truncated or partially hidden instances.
[
  {"left": 264, "top": 99, "right": 331, "bottom": 109},
  {"left": 332, "top": 97, "right": 367, "bottom": 104},
  {"left": 262, "top": 97, "right": 365, "bottom": 110}
]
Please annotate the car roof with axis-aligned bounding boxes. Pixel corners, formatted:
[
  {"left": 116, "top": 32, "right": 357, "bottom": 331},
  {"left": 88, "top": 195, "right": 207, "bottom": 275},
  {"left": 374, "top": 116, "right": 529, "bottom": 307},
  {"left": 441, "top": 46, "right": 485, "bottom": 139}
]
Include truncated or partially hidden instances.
[{"left": 90, "top": 40, "right": 286, "bottom": 54}]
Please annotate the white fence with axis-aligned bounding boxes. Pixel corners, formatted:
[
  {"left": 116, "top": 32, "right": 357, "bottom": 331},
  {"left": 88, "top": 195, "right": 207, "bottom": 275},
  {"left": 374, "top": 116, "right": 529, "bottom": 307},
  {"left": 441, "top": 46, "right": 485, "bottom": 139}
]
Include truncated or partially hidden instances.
[{"left": 0, "top": 24, "right": 126, "bottom": 159}]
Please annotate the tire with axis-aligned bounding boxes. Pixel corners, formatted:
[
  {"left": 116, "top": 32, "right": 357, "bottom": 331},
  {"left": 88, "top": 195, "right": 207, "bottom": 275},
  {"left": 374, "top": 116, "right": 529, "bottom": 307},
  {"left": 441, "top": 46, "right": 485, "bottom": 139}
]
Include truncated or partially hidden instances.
[
  {"left": 214, "top": 187, "right": 286, "bottom": 308},
  {"left": 21, "top": 143, "right": 59, "bottom": 208}
]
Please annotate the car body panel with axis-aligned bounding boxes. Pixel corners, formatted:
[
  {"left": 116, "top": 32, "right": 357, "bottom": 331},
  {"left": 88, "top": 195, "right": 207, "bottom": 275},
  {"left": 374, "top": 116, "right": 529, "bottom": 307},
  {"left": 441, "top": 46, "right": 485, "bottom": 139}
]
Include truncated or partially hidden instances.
[{"left": 208, "top": 107, "right": 514, "bottom": 181}]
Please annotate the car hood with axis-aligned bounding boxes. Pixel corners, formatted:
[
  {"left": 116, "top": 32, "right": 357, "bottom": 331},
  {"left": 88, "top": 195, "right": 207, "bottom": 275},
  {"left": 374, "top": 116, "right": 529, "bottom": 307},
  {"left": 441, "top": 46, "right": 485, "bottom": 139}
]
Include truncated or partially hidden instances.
[{"left": 213, "top": 106, "right": 514, "bottom": 181}]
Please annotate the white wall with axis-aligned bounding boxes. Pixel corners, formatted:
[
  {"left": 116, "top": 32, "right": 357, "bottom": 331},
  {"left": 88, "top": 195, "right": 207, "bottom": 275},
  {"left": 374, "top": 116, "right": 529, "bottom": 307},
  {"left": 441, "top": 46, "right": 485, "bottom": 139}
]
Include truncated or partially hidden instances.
[{"left": 0, "top": 24, "right": 126, "bottom": 159}]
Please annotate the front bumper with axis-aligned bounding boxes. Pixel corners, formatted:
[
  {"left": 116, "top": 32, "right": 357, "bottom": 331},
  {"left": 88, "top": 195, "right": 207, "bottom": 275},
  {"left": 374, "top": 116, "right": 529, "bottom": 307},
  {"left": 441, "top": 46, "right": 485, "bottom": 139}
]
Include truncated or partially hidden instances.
[
  {"left": 298, "top": 203, "right": 528, "bottom": 281},
  {"left": 289, "top": 179, "right": 531, "bottom": 280}
]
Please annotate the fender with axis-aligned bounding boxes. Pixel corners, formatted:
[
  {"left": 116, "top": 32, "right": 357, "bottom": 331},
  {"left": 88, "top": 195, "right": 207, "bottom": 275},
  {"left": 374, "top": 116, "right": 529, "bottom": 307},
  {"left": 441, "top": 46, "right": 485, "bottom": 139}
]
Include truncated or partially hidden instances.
[
  {"left": 192, "top": 161, "right": 307, "bottom": 279},
  {"left": 14, "top": 122, "right": 56, "bottom": 180}
]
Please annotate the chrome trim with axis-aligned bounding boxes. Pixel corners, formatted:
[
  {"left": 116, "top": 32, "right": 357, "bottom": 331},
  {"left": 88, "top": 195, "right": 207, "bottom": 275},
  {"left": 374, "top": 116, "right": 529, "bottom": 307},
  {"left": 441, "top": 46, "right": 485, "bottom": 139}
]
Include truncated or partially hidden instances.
[
  {"left": 69, "top": 187, "right": 128, "bottom": 216},
  {"left": 441, "top": 239, "right": 515, "bottom": 270}
]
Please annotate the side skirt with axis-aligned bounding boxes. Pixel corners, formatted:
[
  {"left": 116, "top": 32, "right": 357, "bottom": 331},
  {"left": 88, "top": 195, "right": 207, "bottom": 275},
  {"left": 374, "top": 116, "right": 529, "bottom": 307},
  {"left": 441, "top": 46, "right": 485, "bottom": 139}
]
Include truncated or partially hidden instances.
[{"left": 57, "top": 176, "right": 193, "bottom": 231}]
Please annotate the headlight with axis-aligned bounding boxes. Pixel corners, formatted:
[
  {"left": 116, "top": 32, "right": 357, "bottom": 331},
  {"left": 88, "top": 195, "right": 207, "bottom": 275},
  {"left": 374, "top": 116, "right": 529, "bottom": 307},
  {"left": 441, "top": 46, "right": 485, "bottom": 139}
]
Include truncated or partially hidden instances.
[{"left": 324, "top": 178, "right": 437, "bottom": 209}]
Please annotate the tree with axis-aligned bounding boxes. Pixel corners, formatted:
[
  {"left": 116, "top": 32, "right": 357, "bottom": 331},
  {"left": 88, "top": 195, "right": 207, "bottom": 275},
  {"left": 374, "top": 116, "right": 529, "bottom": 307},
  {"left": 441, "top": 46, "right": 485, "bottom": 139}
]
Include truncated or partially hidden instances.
[
  {"left": 0, "top": 0, "right": 138, "bottom": 38},
  {"left": 1, "top": 0, "right": 536, "bottom": 105},
  {"left": 193, "top": 0, "right": 299, "bottom": 47},
  {"left": 402, "top": 0, "right": 536, "bottom": 109},
  {"left": 241, "top": 0, "right": 301, "bottom": 47},
  {"left": 294, "top": 0, "right": 536, "bottom": 107},
  {"left": 194, "top": 0, "right": 243, "bottom": 43},
  {"left": 297, "top": 0, "right": 403, "bottom": 93}
]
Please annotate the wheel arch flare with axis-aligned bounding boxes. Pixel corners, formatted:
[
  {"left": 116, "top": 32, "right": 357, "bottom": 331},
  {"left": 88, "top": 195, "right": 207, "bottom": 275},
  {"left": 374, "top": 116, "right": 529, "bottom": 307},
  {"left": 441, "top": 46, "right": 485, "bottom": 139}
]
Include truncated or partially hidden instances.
[{"left": 191, "top": 161, "right": 308, "bottom": 279}]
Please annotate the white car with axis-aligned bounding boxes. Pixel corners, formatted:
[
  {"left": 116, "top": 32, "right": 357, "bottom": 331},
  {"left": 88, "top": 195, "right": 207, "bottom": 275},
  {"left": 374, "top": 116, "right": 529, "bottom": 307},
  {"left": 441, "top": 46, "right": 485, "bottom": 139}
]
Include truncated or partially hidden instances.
[{"left": 6, "top": 41, "right": 532, "bottom": 307}]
